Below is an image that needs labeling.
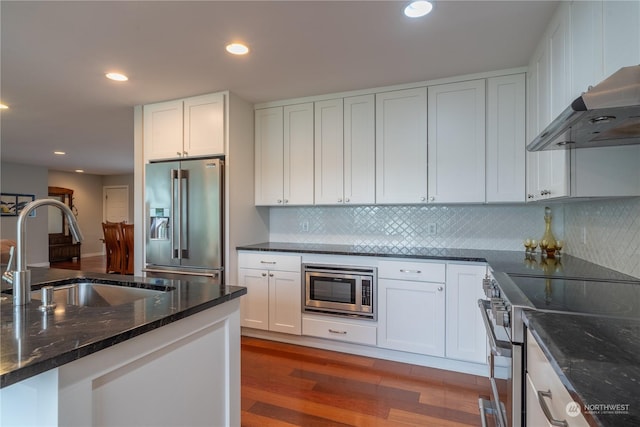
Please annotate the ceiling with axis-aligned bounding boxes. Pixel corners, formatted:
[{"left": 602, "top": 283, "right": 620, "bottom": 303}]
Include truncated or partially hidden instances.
[{"left": 1, "top": 0, "right": 558, "bottom": 175}]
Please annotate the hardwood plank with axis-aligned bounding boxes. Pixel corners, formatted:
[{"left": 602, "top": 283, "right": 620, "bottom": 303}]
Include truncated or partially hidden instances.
[{"left": 241, "top": 337, "right": 490, "bottom": 427}]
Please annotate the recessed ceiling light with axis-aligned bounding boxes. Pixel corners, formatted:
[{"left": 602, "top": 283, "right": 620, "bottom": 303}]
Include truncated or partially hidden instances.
[
  {"left": 75, "top": 169, "right": 85, "bottom": 173},
  {"left": 404, "top": 1, "right": 433, "bottom": 18},
  {"left": 105, "top": 72, "right": 128, "bottom": 81},
  {"left": 0, "top": 104, "right": 8, "bottom": 110},
  {"left": 54, "top": 151, "right": 66, "bottom": 155},
  {"left": 225, "top": 43, "right": 249, "bottom": 55}
]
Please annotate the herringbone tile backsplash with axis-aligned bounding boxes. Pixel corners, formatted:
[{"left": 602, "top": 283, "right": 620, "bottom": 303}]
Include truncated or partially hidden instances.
[{"left": 269, "top": 204, "right": 563, "bottom": 252}]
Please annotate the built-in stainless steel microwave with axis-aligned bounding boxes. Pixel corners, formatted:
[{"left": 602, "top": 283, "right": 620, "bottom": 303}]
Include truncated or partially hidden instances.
[{"left": 303, "top": 264, "right": 376, "bottom": 320}]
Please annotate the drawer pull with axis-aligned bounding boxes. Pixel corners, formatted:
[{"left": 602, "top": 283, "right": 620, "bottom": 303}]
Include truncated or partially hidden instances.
[
  {"left": 260, "top": 261, "right": 276, "bottom": 265},
  {"left": 537, "top": 390, "right": 568, "bottom": 427},
  {"left": 400, "top": 269, "right": 421, "bottom": 274},
  {"left": 328, "top": 329, "right": 347, "bottom": 335}
]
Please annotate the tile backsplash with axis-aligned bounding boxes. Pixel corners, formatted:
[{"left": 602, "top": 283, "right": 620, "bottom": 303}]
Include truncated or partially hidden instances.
[
  {"left": 564, "top": 197, "right": 640, "bottom": 279},
  {"left": 269, "top": 204, "right": 563, "bottom": 252}
]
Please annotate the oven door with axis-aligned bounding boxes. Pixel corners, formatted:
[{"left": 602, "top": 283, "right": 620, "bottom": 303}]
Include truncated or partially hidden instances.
[
  {"left": 305, "top": 272, "right": 361, "bottom": 313},
  {"left": 478, "top": 299, "right": 518, "bottom": 427}
]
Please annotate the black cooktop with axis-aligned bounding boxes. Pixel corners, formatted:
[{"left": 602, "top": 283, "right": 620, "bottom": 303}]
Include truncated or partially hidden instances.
[{"left": 507, "top": 275, "right": 640, "bottom": 318}]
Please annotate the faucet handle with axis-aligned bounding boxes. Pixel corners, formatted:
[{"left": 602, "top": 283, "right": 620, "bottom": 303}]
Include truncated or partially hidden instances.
[
  {"left": 2, "top": 246, "right": 15, "bottom": 284},
  {"left": 6, "top": 246, "right": 15, "bottom": 271}
]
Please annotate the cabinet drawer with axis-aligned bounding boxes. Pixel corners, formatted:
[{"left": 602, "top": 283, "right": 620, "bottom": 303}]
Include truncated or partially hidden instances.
[
  {"left": 303, "top": 316, "right": 377, "bottom": 346},
  {"left": 378, "top": 260, "right": 445, "bottom": 282},
  {"left": 526, "top": 330, "right": 589, "bottom": 427},
  {"left": 238, "top": 252, "right": 301, "bottom": 272}
]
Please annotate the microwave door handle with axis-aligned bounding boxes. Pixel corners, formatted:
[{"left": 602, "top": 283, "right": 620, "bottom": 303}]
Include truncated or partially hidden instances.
[{"left": 478, "top": 299, "right": 512, "bottom": 358}]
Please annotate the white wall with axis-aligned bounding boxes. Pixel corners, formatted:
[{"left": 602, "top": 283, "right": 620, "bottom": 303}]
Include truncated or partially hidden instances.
[{"left": 0, "top": 162, "right": 50, "bottom": 265}]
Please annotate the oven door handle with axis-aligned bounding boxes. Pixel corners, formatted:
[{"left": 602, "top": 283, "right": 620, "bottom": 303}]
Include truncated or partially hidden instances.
[{"left": 478, "top": 299, "right": 512, "bottom": 358}]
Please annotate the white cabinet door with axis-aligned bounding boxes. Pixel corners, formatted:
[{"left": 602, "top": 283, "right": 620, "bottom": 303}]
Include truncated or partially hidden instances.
[
  {"left": 183, "top": 92, "right": 225, "bottom": 157},
  {"left": 445, "top": 264, "right": 487, "bottom": 363},
  {"left": 284, "top": 103, "right": 315, "bottom": 205},
  {"left": 143, "top": 99, "right": 183, "bottom": 161},
  {"left": 344, "top": 94, "right": 375, "bottom": 205},
  {"left": 428, "top": 80, "right": 486, "bottom": 203},
  {"left": 486, "top": 74, "right": 526, "bottom": 203},
  {"left": 238, "top": 268, "right": 269, "bottom": 330},
  {"left": 603, "top": 1, "right": 640, "bottom": 78},
  {"left": 570, "top": 0, "right": 604, "bottom": 99},
  {"left": 375, "top": 88, "right": 428, "bottom": 204},
  {"left": 314, "top": 99, "right": 344, "bottom": 205},
  {"left": 548, "top": 2, "right": 572, "bottom": 120},
  {"left": 255, "top": 107, "right": 284, "bottom": 205},
  {"left": 269, "top": 271, "right": 302, "bottom": 335},
  {"left": 378, "top": 278, "right": 445, "bottom": 357}
]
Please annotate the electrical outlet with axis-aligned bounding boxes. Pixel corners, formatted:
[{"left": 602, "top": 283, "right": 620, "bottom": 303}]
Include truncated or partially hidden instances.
[
  {"left": 301, "top": 220, "right": 309, "bottom": 232},
  {"left": 427, "top": 223, "right": 437, "bottom": 235}
]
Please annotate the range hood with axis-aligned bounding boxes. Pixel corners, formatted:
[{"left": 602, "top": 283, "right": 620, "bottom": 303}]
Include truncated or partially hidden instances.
[{"left": 527, "top": 65, "right": 640, "bottom": 151}]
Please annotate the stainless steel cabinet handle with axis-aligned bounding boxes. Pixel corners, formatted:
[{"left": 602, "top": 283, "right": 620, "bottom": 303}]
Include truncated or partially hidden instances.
[
  {"left": 260, "top": 261, "right": 276, "bottom": 264},
  {"left": 400, "top": 269, "right": 421, "bottom": 274},
  {"left": 328, "top": 329, "right": 347, "bottom": 335},
  {"left": 537, "top": 390, "right": 568, "bottom": 427}
]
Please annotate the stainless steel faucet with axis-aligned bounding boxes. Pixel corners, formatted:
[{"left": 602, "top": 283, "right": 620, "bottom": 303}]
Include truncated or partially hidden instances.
[{"left": 9, "top": 199, "right": 84, "bottom": 306}]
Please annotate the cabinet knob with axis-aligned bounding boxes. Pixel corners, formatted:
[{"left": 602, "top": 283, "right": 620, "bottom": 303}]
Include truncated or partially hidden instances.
[
  {"left": 527, "top": 194, "right": 535, "bottom": 199},
  {"left": 277, "top": 199, "right": 283, "bottom": 204},
  {"left": 183, "top": 151, "right": 188, "bottom": 157},
  {"left": 284, "top": 199, "right": 289, "bottom": 204},
  {"left": 429, "top": 196, "right": 435, "bottom": 202},
  {"left": 269, "top": 273, "right": 274, "bottom": 277},
  {"left": 437, "top": 286, "right": 444, "bottom": 292},
  {"left": 345, "top": 198, "right": 350, "bottom": 203},
  {"left": 420, "top": 197, "right": 426, "bottom": 202},
  {"left": 176, "top": 151, "right": 182, "bottom": 157},
  {"left": 261, "top": 273, "right": 267, "bottom": 277},
  {"left": 338, "top": 198, "right": 342, "bottom": 203}
]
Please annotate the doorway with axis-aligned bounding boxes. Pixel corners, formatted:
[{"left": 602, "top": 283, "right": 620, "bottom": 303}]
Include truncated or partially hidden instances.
[{"left": 103, "top": 186, "right": 129, "bottom": 223}]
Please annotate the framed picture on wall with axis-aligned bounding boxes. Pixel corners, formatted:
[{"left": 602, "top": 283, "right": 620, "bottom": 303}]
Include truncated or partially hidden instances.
[
  {"left": 1, "top": 193, "right": 17, "bottom": 216},
  {"left": 16, "top": 194, "right": 36, "bottom": 217}
]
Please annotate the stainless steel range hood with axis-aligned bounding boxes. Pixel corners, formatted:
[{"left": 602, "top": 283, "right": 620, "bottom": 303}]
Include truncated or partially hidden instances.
[{"left": 527, "top": 65, "right": 640, "bottom": 151}]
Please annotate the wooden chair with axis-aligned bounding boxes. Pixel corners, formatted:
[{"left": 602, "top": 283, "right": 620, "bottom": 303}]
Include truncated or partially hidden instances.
[
  {"left": 102, "top": 222, "right": 123, "bottom": 274},
  {"left": 121, "top": 223, "right": 134, "bottom": 275}
]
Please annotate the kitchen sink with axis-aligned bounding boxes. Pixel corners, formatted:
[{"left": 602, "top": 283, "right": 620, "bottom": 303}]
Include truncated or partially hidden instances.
[{"left": 27, "top": 280, "right": 174, "bottom": 308}]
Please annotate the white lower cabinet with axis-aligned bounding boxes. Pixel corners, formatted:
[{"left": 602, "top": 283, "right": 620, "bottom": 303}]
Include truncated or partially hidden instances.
[
  {"left": 526, "top": 330, "right": 589, "bottom": 427},
  {"left": 377, "top": 261, "right": 446, "bottom": 357},
  {"left": 238, "top": 253, "right": 302, "bottom": 335},
  {"left": 302, "top": 315, "right": 377, "bottom": 346},
  {"left": 445, "top": 263, "right": 487, "bottom": 363}
]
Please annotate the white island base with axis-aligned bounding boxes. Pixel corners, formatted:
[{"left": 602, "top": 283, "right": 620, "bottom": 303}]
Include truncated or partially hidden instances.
[{"left": 1, "top": 299, "right": 240, "bottom": 427}]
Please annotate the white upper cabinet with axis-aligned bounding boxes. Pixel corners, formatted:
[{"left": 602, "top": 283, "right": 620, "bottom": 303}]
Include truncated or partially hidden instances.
[
  {"left": 571, "top": 0, "right": 640, "bottom": 98},
  {"left": 343, "top": 95, "right": 376, "bottom": 205},
  {"left": 255, "top": 107, "right": 284, "bottom": 206},
  {"left": 486, "top": 74, "right": 526, "bottom": 203},
  {"left": 314, "top": 96, "right": 375, "bottom": 205},
  {"left": 284, "top": 103, "right": 315, "bottom": 205},
  {"left": 428, "top": 80, "right": 486, "bottom": 204},
  {"left": 144, "top": 93, "right": 225, "bottom": 161},
  {"left": 375, "top": 88, "right": 428, "bottom": 204},
  {"left": 255, "top": 103, "right": 314, "bottom": 206}
]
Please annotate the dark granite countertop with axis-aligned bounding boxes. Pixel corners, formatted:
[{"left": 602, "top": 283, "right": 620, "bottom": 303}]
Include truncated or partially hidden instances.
[
  {"left": 0, "top": 268, "right": 246, "bottom": 389},
  {"left": 237, "top": 242, "right": 638, "bottom": 282},
  {"left": 525, "top": 311, "right": 640, "bottom": 427}
]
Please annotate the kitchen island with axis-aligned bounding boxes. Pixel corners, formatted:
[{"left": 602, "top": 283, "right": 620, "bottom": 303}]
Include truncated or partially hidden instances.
[{"left": 0, "top": 267, "right": 246, "bottom": 426}]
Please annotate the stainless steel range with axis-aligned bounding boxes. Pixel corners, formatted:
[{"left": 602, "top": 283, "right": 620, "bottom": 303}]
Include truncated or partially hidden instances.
[{"left": 479, "top": 266, "right": 640, "bottom": 427}]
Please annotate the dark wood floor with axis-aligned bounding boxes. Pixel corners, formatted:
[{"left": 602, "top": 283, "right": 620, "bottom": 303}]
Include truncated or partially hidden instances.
[
  {"left": 53, "top": 255, "right": 492, "bottom": 426},
  {"left": 242, "top": 337, "right": 490, "bottom": 426}
]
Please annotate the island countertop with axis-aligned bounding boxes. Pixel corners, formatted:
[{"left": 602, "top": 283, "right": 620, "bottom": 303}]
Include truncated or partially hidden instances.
[{"left": 0, "top": 268, "right": 246, "bottom": 388}]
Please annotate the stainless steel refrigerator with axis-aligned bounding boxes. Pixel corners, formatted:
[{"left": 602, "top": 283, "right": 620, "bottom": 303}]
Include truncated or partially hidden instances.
[{"left": 144, "top": 158, "right": 223, "bottom": 283}]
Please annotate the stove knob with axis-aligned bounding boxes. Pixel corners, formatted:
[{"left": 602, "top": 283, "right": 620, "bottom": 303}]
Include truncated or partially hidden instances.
[
  {"left": 494, "top": 306, "right": 508, "bottom": 326},
  {"left": 502, "top": 311, "right": 511, "bottom": 328}
]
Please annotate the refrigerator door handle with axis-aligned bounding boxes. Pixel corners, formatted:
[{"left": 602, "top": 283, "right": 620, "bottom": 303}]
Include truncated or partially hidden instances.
[
  {"left": 170, "top": 168, "right": 179, "bottom": 259},
  {"left": 179, "top": 168, "right": 189, "bottom": 259}
]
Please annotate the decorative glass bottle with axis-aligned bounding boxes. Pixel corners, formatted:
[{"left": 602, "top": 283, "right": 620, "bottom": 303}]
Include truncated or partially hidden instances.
[{"left": 540, "top": 206, "right": 557, "bottom": 256}]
